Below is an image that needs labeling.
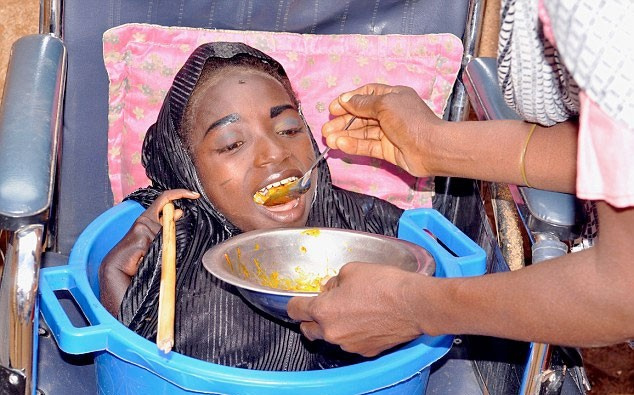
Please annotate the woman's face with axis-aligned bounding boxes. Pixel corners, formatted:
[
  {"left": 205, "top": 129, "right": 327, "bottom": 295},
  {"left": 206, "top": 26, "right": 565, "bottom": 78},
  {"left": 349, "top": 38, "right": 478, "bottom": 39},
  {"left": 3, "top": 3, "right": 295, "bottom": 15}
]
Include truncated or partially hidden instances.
[{"left": 188, "top": 68, "right": 317, "bottom": 231}]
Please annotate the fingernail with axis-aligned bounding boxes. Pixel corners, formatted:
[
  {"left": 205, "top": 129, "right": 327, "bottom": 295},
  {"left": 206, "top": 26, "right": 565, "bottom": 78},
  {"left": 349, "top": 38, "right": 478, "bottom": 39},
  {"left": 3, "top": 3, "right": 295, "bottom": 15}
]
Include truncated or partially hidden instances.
[{"left": 341, "top": 93, "right": 352, "bottom": 102}]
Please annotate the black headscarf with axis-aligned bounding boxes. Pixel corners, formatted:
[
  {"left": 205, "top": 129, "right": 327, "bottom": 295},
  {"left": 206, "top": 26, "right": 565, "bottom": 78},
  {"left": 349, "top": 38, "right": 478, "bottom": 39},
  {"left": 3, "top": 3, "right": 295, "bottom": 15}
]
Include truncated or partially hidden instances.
[{"left": 118, "top": 42, "right": 404, "bottom": 371}]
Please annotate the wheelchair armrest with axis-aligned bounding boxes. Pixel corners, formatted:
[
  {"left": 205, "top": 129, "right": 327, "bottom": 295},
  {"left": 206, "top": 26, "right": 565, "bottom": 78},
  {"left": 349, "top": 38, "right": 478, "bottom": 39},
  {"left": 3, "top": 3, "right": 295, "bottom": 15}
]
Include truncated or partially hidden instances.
[
  {"left": 463, "top": 57, "right": 582, "bottom": 241},
  {"left": 464, "top": 58, "right": 521, "bottom": 122},
  {"left": 0, "top": 35, "right": 66, "bottom": 231},
  {"left": 519, "top": 188, "right": 583, "bottom": 240}
]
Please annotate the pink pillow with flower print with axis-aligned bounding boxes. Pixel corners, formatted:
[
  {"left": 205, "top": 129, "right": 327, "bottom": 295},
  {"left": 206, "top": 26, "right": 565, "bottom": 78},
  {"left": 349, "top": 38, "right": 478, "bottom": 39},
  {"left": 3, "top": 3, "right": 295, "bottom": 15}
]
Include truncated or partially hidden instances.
[{"left": 104, "top": 23, "right": 462, "bottom": 208}]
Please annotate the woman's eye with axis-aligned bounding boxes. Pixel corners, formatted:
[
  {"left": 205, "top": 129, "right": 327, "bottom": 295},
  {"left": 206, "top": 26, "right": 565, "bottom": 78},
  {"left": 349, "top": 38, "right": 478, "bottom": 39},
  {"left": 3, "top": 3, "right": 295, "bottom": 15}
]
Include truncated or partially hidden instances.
[
  {"left": 218, "top": 141, "right": 243, "bottom": 153},
  {"left": 277, "top": 128, "right": 302, "bottom": 137}
]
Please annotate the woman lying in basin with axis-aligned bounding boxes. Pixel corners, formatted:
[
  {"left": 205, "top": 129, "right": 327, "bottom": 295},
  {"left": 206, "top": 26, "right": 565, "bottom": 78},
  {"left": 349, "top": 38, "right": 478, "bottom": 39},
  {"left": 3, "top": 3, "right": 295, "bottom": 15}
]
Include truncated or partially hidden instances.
[{"left": 98, "top": 42, "right": 404, "bottom": 370}]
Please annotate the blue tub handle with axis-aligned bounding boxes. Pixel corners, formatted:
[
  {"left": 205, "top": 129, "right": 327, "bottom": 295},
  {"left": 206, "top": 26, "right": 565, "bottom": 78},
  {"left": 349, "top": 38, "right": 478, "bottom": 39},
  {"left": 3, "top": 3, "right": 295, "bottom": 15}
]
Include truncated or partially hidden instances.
[
  {"left": 398, "top": 208, "right": 486, "bottom": 278},
  {"left": 39, "top": 265, "right": 114, "bottom": 354}
]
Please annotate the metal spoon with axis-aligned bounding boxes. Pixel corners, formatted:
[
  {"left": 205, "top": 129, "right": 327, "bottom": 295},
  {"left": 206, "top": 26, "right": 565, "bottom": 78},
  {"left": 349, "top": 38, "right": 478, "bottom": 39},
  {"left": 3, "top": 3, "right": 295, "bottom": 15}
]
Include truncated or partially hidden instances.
[{"left": 256, "top": 116, "right": 356, "bottom": 206}]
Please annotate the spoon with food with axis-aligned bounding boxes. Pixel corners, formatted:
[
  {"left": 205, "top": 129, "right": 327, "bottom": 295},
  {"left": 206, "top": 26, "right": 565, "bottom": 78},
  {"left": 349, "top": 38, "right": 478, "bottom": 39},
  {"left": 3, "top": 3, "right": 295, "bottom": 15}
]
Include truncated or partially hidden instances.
[{"left": 253, "top": 116, "right": 356, "bottom": 206}]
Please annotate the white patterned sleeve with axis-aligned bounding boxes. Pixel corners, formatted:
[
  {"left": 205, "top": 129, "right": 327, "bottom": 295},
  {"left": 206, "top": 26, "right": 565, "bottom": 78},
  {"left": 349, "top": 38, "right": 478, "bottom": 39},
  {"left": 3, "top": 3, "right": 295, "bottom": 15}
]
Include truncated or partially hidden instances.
[{"left": 544, "top": 0, "right": 634, "bottom": 207}]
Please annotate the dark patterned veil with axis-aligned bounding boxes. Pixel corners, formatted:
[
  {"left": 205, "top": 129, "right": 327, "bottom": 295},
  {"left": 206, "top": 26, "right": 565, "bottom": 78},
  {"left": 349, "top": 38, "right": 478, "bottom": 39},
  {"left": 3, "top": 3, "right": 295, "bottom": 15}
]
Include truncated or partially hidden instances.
[{"left": 118, "top": 42, "right": 404, "bottom": 370}]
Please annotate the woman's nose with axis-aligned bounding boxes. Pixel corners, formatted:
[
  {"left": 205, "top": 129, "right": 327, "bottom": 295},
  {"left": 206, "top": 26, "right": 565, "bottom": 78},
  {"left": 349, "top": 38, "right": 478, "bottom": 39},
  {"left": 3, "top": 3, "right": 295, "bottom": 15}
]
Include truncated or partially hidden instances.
[{"left": 253, "top": 135, "right": 291, "bottom": 167}]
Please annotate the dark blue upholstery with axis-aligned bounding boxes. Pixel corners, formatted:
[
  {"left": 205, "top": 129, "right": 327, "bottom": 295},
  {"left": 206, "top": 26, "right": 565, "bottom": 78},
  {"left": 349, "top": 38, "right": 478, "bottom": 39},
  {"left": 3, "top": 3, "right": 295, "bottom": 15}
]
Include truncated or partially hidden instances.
[{"left": 57, "top": 0, "right": 470, "bottom": 254}]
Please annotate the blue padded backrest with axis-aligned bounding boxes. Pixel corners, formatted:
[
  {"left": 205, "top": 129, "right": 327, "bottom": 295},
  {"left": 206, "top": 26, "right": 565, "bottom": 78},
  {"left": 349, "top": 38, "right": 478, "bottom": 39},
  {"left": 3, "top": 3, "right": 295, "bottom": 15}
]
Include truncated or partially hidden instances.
[{"left": 58, "top": 0, "right": 470, "bottom": 254}]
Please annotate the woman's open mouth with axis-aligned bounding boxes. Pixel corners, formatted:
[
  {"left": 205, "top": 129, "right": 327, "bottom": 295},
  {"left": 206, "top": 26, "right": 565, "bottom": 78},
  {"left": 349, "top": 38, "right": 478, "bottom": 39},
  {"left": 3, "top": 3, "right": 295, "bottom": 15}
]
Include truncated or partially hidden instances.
[
  {"left": 253, "top": 176, "right": 299, "bottom": 205},
  {"left": 252, "top": 173, "right": 311, "bottom": 224},
  {"left": 262, "top": 197, "right": 300, "bottom": 212}
]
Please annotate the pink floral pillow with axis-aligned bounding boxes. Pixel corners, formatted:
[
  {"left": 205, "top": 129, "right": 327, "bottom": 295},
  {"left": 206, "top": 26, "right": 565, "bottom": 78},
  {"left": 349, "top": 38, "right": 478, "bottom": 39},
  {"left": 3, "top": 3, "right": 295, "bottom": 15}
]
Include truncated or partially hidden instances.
[{"left": 104, "top": 23, "right": 462, "bottom": 208}]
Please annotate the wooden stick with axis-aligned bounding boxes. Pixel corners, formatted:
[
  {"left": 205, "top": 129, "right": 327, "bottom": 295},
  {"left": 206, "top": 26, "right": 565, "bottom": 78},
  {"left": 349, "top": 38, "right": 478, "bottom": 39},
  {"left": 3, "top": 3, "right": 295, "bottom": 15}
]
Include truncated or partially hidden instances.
[{"left": 157, "top": 202, "right": 176, "bottom": 353}]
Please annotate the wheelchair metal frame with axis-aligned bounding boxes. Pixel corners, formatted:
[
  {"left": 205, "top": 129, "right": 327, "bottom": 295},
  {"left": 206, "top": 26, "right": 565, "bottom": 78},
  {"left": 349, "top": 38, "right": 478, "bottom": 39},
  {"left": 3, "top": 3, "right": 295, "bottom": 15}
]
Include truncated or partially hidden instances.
[
  {"left": 0, "top": 1, "right": 65, "bottom": 394},
  {"left": 1, "top": 1, "right": 544, "bottom": 394}
]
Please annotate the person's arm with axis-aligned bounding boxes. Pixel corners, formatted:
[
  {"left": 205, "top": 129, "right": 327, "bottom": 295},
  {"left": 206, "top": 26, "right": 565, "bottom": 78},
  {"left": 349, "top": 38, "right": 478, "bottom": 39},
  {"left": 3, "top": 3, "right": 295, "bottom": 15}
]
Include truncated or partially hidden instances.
[
  {"left": 287, "top": 83, "right": 633, "bottom": 355},
  {"left": 288, "top": 201, "right": 634, "bottom": 355},
  {"left": 432, "top": 119, "right": 577, "bottom": 193},
  {"left": 321, "top": 84, "right": 578, "bottom": 193},
  {"left": 98, "top": 189, "right": 199, "bottom": 316}
]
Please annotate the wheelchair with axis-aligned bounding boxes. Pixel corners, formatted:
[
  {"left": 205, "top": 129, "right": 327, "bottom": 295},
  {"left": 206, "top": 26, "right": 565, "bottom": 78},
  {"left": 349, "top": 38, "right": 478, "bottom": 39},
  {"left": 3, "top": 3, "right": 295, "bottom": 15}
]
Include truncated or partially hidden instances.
[{"left": 0, "top": 0, "right": 589, "bottom": 393}]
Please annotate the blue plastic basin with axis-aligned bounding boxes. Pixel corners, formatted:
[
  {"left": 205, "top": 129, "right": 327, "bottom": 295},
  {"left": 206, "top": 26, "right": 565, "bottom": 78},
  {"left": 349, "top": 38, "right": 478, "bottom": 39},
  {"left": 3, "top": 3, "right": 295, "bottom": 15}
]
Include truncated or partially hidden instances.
[{"left": 39, "top": 201, "right": 485, "bottom": 394}]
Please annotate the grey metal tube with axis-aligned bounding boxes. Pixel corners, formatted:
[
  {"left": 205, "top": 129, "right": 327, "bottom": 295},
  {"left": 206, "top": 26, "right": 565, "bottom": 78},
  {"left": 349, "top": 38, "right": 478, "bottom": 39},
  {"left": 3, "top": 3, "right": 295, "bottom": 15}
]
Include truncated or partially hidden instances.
[
  {"left": 0, "top": 225, "right": 45, "bottom": 395},
  {"left": 521, "top": 342, "right": 554, "bottom": 395},
  {"left": 532, "top": 238, "right": 568, "bottom": 264},
  {"left": 39, "top": 0, "right": 63, "bottom": 38},
  {"left": 520, "top": 235, "right": 569, "bottom": 395},
  {"left": 449, "top": 0, "right": 485, "bottom": 121}
]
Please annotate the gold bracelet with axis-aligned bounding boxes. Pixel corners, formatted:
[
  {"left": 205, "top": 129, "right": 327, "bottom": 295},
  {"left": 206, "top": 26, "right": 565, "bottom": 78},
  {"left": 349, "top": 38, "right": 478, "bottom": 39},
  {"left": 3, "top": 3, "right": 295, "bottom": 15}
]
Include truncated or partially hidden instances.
[{"left": 520, "top": 123, "right": 537, "bottom": 188}]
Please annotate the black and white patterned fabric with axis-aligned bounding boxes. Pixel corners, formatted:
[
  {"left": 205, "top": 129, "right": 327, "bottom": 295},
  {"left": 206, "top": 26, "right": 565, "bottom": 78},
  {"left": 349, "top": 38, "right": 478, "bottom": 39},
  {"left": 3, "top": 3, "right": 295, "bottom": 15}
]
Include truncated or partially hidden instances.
[
  {"left": 497, "top": 0, "right": 579, "bottom": 127},
  {"left": 498, "top": 0, "right": 634, "bottom": 130},
  {"left": 542, "top": 1, "right": 634, "bottom": 131}
]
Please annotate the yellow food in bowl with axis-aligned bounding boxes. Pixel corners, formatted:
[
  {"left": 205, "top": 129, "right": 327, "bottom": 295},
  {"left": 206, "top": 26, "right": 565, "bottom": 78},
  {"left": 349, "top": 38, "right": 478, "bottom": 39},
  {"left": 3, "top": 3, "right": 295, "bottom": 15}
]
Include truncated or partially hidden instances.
[
  {"left": 254, "top": 259, "right": 336, "bottom": 292},
  {"left": 224, "top": 252, "right": 336, "bottom": 292}
]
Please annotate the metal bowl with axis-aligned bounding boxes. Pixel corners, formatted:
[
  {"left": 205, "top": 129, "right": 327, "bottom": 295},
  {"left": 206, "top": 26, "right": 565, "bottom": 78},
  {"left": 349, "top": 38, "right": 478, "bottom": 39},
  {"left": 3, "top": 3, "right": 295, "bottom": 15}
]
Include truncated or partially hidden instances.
[{"left": 202, "top": 227, "right": 435, "bottom": 322}]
